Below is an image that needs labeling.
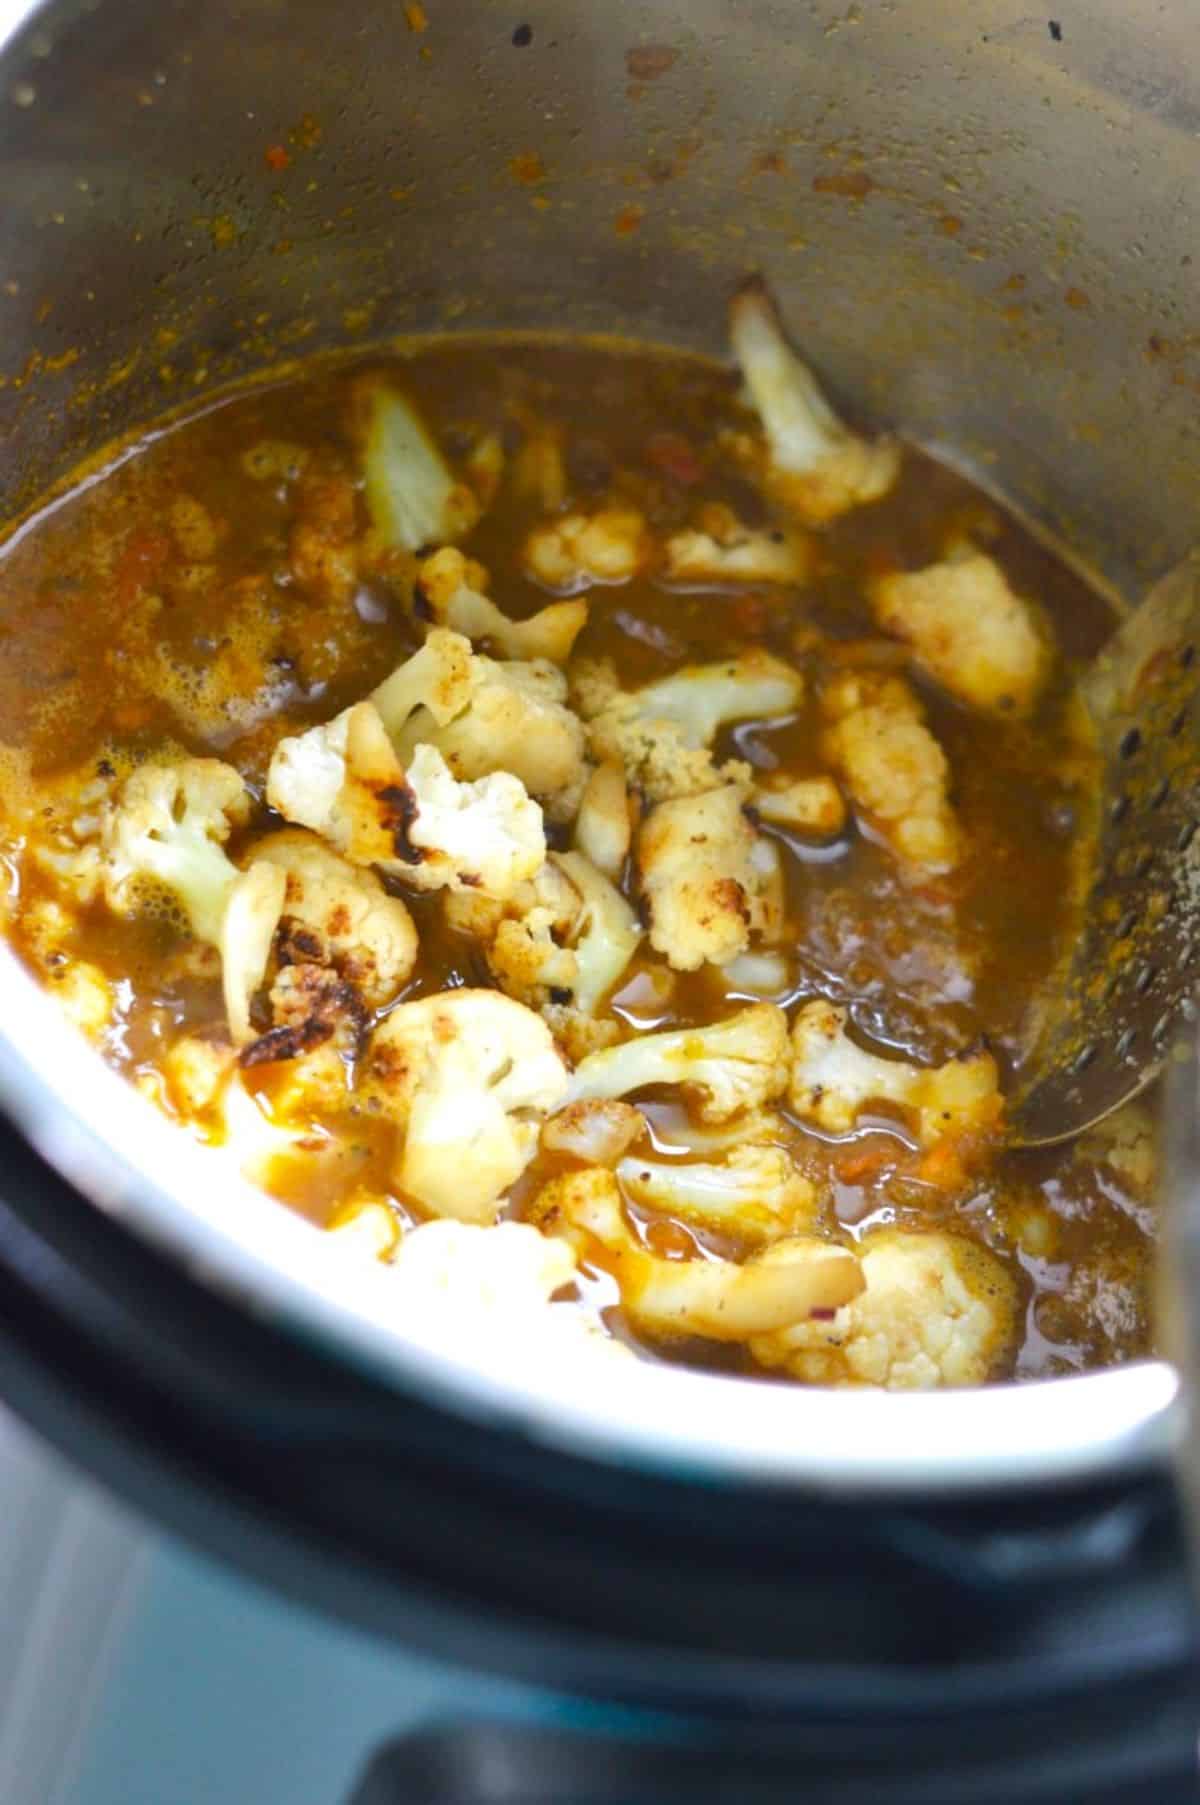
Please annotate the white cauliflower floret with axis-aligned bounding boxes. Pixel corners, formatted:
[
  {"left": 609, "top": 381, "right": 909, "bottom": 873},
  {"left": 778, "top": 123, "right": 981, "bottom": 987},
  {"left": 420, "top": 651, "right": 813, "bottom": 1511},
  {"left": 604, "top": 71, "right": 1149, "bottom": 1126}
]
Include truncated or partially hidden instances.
[
  {"left": 396, "top": 653, "right": 586, "bottom": 816},
  {"left": 416, "top": 547, "right": 588, "bottom": 665},
  {"left": 789, "top": 1000, "right": 1002, "bottom": 1147},
  {"left": 531, "top": 1167, "right": 861, "bottom": 1342},
  {"left": 370, "top": 627, "right": 477, "bottom": 738},
  {"left": 351, "top": 376, "right": 481, "bottom": 551},
  {"left": 566, "top": 1002, "right": 790, "bottom": 1122},
  {"left": 577, "top": 649, "right": 801, "bottom": 803},
  {"left": 245, "top": 830, "right": 418, "bottom": 1010},
  {"left": 400, "top": 744, "right": 547, "bottom": 898},
  {"left": 750, "top": 1228, "right": 1018, "bottom": 1388},
  {"left": 541, "top": 1099, "right": 646, "bottom": 1165},
  {"left": 617, "top": 1144, "right": 817, "bottom": 1245},
  {"left": 637, "top": 785, "right": 782, "bottom": 972},
  {"left": 728, "top": 277, "right": 901, "bottom": 524},
  {"left": 101, "top": 758, "right": 250, "bottom": 944},
  {"left": 366, "top": 989, "right": 569, "bottom": 1221},
  {"left": 753, "top": 773, "right": 846, "bottom": 838},
  {"left": 870, "top": 552, "right": 1049, "bottom": 716},
  {"left": 664, "top": 502, "right": 811, "bottom": 586},
  {"left": 552, "top": 850, "right": 643, "bottom": 1013},
  {"left": 384, "top": 1218, "right": 628, "bottom": 1368},
  {"left": 574, "top": 759, "right": 632, "bottom": 880},
  {"left": 524, "top": 507, "right": 649, "bottom": 592},
  {"left": 820, "top": 670, "right": 961, "bottom": 871}
]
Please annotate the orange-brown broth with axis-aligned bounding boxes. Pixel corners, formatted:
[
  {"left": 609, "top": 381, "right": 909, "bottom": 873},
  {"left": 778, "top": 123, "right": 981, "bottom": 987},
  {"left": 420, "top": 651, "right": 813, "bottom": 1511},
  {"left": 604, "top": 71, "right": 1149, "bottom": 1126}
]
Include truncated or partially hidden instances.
[{"left": 0, "top": 337, "right": 1154, "bottom": 1380}]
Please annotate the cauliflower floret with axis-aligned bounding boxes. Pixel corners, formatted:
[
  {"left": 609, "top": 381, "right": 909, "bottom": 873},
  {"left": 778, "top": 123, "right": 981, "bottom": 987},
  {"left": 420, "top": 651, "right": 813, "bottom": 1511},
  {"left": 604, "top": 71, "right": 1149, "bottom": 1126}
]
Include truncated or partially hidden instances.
[
  {"left": 820, "top": 670, "right": 961, "bottom": 871},
  {"left": 664, "top": 502, "right": 811, "bottom": 586},
  {"left": 101, "top": 758, "right": 250, "bottom": 944},
  {"left": 577, "top": 649, "right": 802, "bottom": 803},
  {"left": 573, "top": 759, "right": 632, "bottom": 880},
  {"left": 870, "top": 552, "right": 1050, "bottom": 716},
  {"left": 511, "top": 425, "right": 568, "bottom": 514},
  {"left": 750, "top": 1227, "right": 1018, "bottom": 1388},
  {"left": 220, "top": 861, "right": 288, "bottom": 1046},
  {"left": 47, "top": 959, "right": 113, "bottom": 1042},
  {"left": 617, "top": 1144, "right": 818, "bottom": 1245},
  {"left": 566, "top": 1002, "right": 790, "bottom": 1121},
  {"left": 531, "top": 1167, "right": 862, "bottom": 1342},
  {"left": 728, "top": 277, "right": 901, "bottom": 524},
  {"left": 370, "top": 627, "right": 477, "bottom": 738},
  {"left": 327, "top": 1196, "right": 403, "bottom": 1261},
  {"left": 1078, "top": 1101, "right": 1158, "bottom": 1203},
  {"left": 366, "top": 989, "right": 569, "bottom": 1221},
  {"left": 396, "top": 654, "right": 586, "bottom": 817},
  {"left": 162, "top": 1032, "right": 236, "bottom": 1118},
  {"left": 270, "top": 697, "right": 546, "bottom": 902},
  {"left": 714, "top": 950, "right": 794, "bottom": 1000},
  {"left": 753, "top": 773, "right": 846, "bottom": 838},
  {"left": 416, "top": 547, "right": 588, "bottom": 665},
  {"left": 524, "top": 507, "right": 649, "bottom": 592},
  {"left": 245, "top": 830, "right": 418, "bottom": 1010},
  {"left": 637, "top": 785, "right": 783, "bottom": 972},
  {"left": 480, "top": 853, "right": 639, "bottom": 1046},
  {"left": 551, "top": 850, "right": 642, "bottom": 1013},
  {"left": 542, "top": 1099, "right": 646, "bottom": 1165},
  {"left": 789, "top": 1000, "right": 1002, "bottom": 1147},
  {"left": 384, "top": 1217, "right": 628, "bottom": 1368},
  {"left": 351, "top": 376, "right": 481, "bottom": 551},
  {"left": 400, "top": 744, "right": 546, "bottom": 897}
]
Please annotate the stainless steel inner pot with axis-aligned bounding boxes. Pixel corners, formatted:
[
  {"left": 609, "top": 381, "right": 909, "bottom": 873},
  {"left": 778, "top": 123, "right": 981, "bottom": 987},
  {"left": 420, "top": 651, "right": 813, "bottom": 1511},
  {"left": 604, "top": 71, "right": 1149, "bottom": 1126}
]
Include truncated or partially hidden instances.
[{"left": 0, "top": 0, "right": 1192, "bottom": 1494}]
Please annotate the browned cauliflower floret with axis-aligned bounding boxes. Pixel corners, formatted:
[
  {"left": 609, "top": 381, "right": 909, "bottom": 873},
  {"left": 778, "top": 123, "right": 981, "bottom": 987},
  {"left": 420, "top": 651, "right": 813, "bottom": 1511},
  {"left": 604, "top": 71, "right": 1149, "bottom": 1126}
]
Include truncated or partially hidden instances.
[
  {"left": 269, "top": 697, "right": 546, "bottom": 901},
  {"left": 789, "top": 1000, "right": 1002, "bottom": 1147},
  {"left": 566, "top": 1002, "right": 790, "bottom": 1122},
  {"left": 663, "top": 502, "right": 811, "bottom": 586},
  {"left": 870, "top": 552, "right": 1050, "bottom": 716},
  {"left": 637, "top": 785, "right": 782, "bottom": 972},
  {"left": 396, "top": 654, "right": 586, "bottom": 818},
  {"left": 728, "top": 277, "right": 901, "bottom": 525},
  {"left": 541, "top": 1099, "right": 646, "bottom": 1165},
  {"left": 530, "top": 1166, "right": 862, "bottom": 1343},
  {"left": 524, "top": 507, "right": 650, "bottom": 592},
  {"left": 245, "top": 830, "right": 418, "bottom": 1010},
  {"left": 416, "top": 547, "right": 588, "bottom": 665},
  {"left": 753, "top": 773, "right": 846, "bottom": 838},
  {"left": 575, "top": 649, "right": 801, "bottom": 804},
  {"left": 819, "top": 670, "right": 961, "bottom": 871},
  {"left": 750, "top": 1227, "right": 1018, "bottom": 1388},
  {"left": 365, "top": 989, "right": 570, "bottom": 1221}
]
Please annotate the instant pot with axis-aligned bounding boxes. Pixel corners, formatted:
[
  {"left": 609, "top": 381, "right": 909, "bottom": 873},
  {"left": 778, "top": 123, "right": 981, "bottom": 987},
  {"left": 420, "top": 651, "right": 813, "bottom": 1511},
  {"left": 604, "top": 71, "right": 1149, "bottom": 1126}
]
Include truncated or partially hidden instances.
[{"left": 0, "top": 0, "right": 1197, "bottom": 1797}]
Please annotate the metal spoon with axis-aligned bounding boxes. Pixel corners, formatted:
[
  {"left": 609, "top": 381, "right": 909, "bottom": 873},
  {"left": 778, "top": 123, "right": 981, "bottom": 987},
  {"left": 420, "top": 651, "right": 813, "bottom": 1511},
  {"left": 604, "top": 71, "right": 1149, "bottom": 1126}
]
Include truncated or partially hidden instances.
[{"left": 1008, "top": 553, "right": 1200, "bottom": 1148}]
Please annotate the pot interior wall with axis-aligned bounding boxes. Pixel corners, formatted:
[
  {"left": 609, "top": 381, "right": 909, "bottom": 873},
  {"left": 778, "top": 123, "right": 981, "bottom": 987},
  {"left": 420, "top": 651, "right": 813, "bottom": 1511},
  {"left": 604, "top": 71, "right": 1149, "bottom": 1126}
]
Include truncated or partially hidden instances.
[{"left": 0, "top": 0, "right": 1195, "bottom": 603}]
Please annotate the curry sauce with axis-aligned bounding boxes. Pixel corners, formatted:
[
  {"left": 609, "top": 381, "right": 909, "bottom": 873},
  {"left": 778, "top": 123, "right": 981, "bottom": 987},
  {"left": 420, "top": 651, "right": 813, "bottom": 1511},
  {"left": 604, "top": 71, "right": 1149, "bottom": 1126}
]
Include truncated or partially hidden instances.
[{"left": 0, "top": 322, "right": 1156, "bottom": 1387}]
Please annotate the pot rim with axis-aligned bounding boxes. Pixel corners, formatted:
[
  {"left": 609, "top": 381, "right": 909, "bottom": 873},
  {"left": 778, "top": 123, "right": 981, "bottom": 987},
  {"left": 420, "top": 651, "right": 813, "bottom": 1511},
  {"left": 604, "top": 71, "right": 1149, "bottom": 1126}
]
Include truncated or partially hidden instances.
[{"left": 0, "top": 950, "right": 1178, "bottom": 1496}]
